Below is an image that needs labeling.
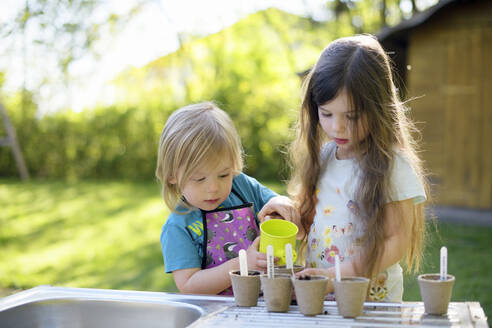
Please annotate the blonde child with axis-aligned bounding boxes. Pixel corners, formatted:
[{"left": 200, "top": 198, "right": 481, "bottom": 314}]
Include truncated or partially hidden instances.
[
  {"left": 156, "top": 101, "right": 298, "bottom": 295},
  {"left": 289, "top": 34, "right": 429, "bottom": 302}
]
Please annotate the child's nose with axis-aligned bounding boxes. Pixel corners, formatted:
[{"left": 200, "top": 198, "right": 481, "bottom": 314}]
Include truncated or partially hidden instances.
[
  {"left": 206, "top": 179, "right": 219, "bottom": 192},
  {"left": 332, "top": 116, "right": 345, "bottom": 132}
]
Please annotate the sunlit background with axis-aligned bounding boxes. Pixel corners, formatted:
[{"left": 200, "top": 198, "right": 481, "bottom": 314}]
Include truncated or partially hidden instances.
[
  {"left": 1, "top": 0, "right": 490, "bottom": 325},
  {"left": 1, "top": 0, "right": 353, "bottom": 113}
]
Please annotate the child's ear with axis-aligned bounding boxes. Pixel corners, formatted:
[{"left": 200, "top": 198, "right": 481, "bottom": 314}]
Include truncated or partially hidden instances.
[{"left": 168, "top": 176, "right": 177, "bottom": 184}]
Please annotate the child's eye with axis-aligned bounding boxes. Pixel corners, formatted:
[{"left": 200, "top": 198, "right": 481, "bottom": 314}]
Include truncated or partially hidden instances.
[
  {"left": 320, "top": 112, "right": 332, "bottom": 118},
  {"left": 193, "top": 177, "right": 205, "bottom": 182},
  {"left": 219, "top": 173, "right": 230, "bottom": 178}
]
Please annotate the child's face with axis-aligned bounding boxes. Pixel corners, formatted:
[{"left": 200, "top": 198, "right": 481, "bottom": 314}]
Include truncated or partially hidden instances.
[
  {"left": 179, "top": 159, "right": 234, "bottom": 211},
  {"left": 317, "top": 89, "right": 368, "bottom": 159}
]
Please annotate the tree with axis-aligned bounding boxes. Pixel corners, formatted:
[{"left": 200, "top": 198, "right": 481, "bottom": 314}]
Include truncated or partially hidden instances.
[
  {"left": 0, "top": 0, "right": 150, "bottom": 113},
  {"left": 325, "top": 0, "right": 431, "bottom": 34}
]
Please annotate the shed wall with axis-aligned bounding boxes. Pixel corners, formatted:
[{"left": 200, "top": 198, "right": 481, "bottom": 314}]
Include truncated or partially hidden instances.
[{"left": 407, "top": 1, "right": 492, "bottom": 209}]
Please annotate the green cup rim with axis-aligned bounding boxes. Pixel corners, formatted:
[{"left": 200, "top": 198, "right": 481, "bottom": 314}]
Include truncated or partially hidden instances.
[{"left": 260, "top": 219, "right": 298, "bottom": 238}]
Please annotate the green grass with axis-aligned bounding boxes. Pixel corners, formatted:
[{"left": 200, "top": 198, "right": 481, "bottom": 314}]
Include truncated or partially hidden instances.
[
  {"left": 1, "top": 179, "right": 490, "bottom": 323},
  {"left": 0, "top": 178, "right": 177, "bottom": 292}
]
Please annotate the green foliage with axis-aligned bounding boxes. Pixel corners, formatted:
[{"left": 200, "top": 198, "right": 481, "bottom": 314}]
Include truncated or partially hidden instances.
[
  {"left": 1, "top": 9, "right": 330, "bottom": 181},
  {"left": 0, "top": 5, "right": 432, "bottom": 181},
  {"left": 1, "top": 0, "right": 148, "bottom": 84},
  {"left": 111, "top": 9, "right": 340, "bottom": 180},
  {"left": 0, "top": 99, "right": 166, "bottom": 180}
]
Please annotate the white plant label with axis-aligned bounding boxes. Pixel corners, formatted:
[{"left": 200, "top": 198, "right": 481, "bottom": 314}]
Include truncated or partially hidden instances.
[
  {"left": 239, "top": 249, "right": 248, "bottom": 276},
  {"left": 440, "top": 246, "right": 447, "bottom": 281},
  {"left": 267, "top": 245, "right": 274, "bottom": 279},
  {"left": 335, "top": 254, "right": 341, "bottom": 282},
  {"left": 285, "top": 243, "right": 293, "bottom": 270}
]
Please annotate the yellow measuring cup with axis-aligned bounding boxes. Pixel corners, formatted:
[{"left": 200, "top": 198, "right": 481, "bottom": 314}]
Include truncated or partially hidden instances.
[{"left": 259, "top": 219, "right": 298, "bottom": 266}]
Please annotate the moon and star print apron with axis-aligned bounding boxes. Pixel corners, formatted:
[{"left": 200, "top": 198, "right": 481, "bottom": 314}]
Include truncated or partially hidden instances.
[{"left": 200, "top": 189, "right": 260, "bottom": 294}]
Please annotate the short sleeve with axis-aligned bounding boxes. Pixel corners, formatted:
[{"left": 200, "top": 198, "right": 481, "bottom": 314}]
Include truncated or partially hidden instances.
[
  {"left": 249, "top": 175, "right": 278, "bottom": 208},
  {"left": 160, "top": 220, "right": 202, "bottom": 273},
  {"left": 387, "top": 152, "right": 426, "bottom": 205},
  {"left": 233, "top": 173, "right": 277, "bottom": 214}
]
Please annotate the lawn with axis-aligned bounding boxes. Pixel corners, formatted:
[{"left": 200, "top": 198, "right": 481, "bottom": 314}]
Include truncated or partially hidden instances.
[
  {"left": 1, "top": 179, "right": 490, "bottom": 323},
  {"left": 0, "top": 179, "right": 176, "bottom": 293}
]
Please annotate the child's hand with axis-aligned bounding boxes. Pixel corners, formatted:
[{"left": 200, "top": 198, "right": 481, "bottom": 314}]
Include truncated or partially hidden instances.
[
  {"left": 246, "top": 236, "right": 274, "bottom": 272},
  {"left": 258, "top": 195, "right": 300, "bottom": 225}
]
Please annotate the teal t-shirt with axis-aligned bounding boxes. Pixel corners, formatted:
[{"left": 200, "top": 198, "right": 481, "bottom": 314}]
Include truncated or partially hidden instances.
[{"left": 160, "top": 172, "right": 277, "bottom": 273}]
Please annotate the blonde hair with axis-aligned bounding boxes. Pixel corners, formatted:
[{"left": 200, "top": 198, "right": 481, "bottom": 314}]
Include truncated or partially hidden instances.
[
  {"left": 288, "top": 34, "right": 430, "bottom": 276},
  {"left": 155, "top": 101, "right": 243, "bottom": 212}
]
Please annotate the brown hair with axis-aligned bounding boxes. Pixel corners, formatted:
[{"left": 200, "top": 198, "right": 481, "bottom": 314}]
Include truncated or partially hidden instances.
[{"left": 288, "top": 34, "right": 429, "bottom": 277}]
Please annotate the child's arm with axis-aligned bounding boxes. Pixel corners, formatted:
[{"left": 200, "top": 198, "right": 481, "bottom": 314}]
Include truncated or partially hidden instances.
[
  {"left": 257, "top": 195, "right": 300, "bottom": 225},
  {"left": 172, "top": 237, "right": 269, "bottom": 294},
  {"left": 297, "top": 198, "right": 415, "bottom": 294}
]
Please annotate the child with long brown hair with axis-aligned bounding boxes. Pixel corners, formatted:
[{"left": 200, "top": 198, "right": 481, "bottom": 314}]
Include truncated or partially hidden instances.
[{"left": 289, "top": 34, "right": 429, "bottom": 302}]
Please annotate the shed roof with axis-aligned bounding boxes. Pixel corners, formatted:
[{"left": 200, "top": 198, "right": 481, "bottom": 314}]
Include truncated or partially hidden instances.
[{"left": 377, "top": 0, "right": 462, "bottom": 43}]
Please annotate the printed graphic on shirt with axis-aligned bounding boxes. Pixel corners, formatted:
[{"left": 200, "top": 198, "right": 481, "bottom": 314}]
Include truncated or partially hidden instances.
[
  {"left": 323, "top": 226, "right": 332, "bottom": 247},
  {"left": 320, "top": 245, "right": 340, "bottom": 264},
  {"left": 306, "top": 183, "right": 360, "bottom": 270},
  {"left": 308, "top": 220, "right": 355, "bottom": 267},
  {"left": 347, "top": 200, "right": 360, "bottom": 216},
  {"left": 369, "top": 272, "right": 389, "bottom": 301},
  {"left": 311, "top": 237, "right": 319, "bottom": 251},
  {"left": 187, "top": 220, "right": 204, "bottom": 237},
  {"left": 324, "top": 205, "right": 335, "bottom": 216}
]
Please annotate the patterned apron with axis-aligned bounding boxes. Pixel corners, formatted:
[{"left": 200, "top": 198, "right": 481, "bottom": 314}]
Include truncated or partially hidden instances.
[{"left": 200, "top": 189, "right": 259, "bottom": 294}]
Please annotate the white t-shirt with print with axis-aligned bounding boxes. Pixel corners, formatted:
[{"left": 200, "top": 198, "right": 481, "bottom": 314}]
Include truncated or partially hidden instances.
[{"left": 306, "top": 142, "right": 426, "bottom": 302}]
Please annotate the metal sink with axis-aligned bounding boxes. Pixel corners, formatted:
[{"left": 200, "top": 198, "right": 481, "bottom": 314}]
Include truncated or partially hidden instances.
[{"left": 0, "top": 286, "right": 206, "bottom": 328}]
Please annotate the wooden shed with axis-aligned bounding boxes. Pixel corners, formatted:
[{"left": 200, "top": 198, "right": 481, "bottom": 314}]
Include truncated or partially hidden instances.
[{"left": 378, "top": 0, "right": 492, "bottom": 210}]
